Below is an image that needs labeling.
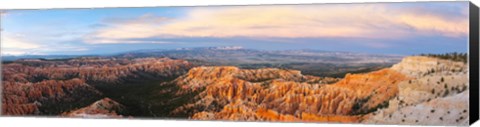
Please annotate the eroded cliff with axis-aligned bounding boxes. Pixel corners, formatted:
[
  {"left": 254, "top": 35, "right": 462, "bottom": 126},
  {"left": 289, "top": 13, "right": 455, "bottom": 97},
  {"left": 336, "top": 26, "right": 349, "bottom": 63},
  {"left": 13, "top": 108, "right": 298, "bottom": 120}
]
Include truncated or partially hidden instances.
[
  {"left": 168, "top": 66, "right": 407, "bottom": 123},
  {"left": 363, "top": 56, "right": 469, "bottom": 126}
]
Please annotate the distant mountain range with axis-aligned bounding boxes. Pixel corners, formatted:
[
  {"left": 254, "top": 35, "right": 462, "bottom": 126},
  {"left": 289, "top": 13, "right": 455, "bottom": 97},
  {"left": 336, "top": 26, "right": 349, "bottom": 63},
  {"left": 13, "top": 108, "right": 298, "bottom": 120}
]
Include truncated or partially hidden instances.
[
  {"left": 2, "top": 46, "right": 403, "bottom": 62},
  {"left": 117, "top": 46, "right": 403, "bottom": 64},
  {"left": 2, "top": 46, "right": 403, "bottom": 77},
  {"left": 115, "top": 46, "right": 404, "bottom": 77},
  {"left": 1, "top": 55, "right": 94, "bottom": 62}
]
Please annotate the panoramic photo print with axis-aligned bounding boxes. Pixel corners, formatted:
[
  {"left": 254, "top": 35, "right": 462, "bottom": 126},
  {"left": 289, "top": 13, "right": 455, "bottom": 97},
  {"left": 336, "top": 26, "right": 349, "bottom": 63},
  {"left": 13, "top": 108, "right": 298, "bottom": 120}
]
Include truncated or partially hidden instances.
[{"left": 1, "top": 1, "right": 471, "bottom": 126}]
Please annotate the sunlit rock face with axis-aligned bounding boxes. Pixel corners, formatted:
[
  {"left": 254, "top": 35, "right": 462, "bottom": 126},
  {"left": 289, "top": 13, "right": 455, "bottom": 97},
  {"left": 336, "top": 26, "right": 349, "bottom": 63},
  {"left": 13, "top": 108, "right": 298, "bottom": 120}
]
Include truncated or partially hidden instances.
[
  {"left": 363, "top": 56, "right": 469, "bottom": 126},
  {"left": 169, "top": 66, "right": 408, "bottom": 123},
  {"left": 390, "top": 56, "right": 466, "bottom": 77},
  {"left": 62, "top": 98, "right": 127, "bottom": 118}
]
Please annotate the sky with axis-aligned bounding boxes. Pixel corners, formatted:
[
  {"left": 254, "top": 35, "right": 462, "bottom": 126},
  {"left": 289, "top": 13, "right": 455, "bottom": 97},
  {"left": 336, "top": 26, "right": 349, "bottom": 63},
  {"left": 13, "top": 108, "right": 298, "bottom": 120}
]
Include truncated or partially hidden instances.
[{"left": 0, "top": 2, "right": 470, "bottom": 56}]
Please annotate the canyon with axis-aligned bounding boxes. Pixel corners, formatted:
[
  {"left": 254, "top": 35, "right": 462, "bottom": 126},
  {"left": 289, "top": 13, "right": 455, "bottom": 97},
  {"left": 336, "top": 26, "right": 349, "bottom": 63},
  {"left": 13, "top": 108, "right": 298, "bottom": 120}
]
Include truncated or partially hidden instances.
[
  {"left": 2, "top": 57, "right": 192, "bottom": 115},
  {"left": 1, "top": 53, "right": 469, "bottom": 126}
]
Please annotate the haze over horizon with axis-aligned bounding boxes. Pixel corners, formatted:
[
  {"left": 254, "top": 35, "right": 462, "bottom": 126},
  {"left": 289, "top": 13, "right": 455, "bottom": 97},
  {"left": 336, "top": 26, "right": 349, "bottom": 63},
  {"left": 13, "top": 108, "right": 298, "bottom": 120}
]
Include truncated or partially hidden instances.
[{"left": 1, "top": 2, "right": 469, "bottom": 56}]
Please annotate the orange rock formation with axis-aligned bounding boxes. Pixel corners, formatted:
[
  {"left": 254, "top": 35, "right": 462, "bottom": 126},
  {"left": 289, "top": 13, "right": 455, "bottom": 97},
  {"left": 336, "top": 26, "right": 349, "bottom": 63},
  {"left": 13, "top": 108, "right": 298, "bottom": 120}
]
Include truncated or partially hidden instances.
[
  {"left": 62, "top": 98, "right": 127, "bottom": 118},
  {"left": 169, "top": 66, "right": 408, "bottom": 123}
]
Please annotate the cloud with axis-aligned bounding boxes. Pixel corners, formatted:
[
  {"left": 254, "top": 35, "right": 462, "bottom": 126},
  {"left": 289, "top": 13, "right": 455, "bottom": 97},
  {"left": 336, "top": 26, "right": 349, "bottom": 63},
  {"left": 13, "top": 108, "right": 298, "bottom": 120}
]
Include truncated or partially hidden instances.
[
  {"left": 396, "top": 13, "right": 467, "bottom": 37},
  {"left": 86, "top": 3, "right": 468, "bottom": 44},
  {"left": 1, "top": 34, "right": 92, "bottom": 55},
  {"left": 85, "top": 14, "right": 172, "bottom": 44},
  {"left": 2, "top": 35, "right": 42, "bottom": 55}
]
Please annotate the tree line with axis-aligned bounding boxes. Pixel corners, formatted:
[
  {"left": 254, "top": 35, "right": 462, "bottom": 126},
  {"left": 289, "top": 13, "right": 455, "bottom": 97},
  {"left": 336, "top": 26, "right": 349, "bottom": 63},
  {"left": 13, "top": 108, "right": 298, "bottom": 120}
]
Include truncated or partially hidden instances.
[{"left": 418, "top": 52, "right": 467, "bottom": 63}]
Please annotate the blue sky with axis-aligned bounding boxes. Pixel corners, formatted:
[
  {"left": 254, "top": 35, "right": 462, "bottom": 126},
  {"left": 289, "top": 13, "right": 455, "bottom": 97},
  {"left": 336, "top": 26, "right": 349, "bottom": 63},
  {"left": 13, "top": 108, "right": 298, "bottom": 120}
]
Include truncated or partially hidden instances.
[{"left": 1, "top": 2, "right": 469, "bottom": 56}]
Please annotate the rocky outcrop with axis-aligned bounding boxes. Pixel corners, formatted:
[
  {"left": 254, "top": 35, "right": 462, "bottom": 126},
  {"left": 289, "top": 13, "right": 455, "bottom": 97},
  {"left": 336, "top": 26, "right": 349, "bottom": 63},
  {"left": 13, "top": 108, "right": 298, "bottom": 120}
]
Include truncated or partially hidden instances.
[
  {"left": 333, "top": 69, "right": 408, "bottom": 114},
  {"left": 363, "top": 56, "right": 469, "bottom": 126},
  {"left": 364, "top": 91, "right": 469, "bottom": 125},
  {"left": 62, "top": 98, "right": 127, "bottom": 118},
  {"left": 391, "top": 56, "right": 466, "bottom": 77}
]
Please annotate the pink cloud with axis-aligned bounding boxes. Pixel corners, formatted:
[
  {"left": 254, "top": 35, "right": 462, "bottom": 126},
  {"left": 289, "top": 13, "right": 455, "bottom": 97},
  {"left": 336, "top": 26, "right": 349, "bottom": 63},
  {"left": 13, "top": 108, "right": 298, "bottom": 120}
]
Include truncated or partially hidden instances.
[{"left": 86, "top": 4, "right": 468, "bottom": 44}]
